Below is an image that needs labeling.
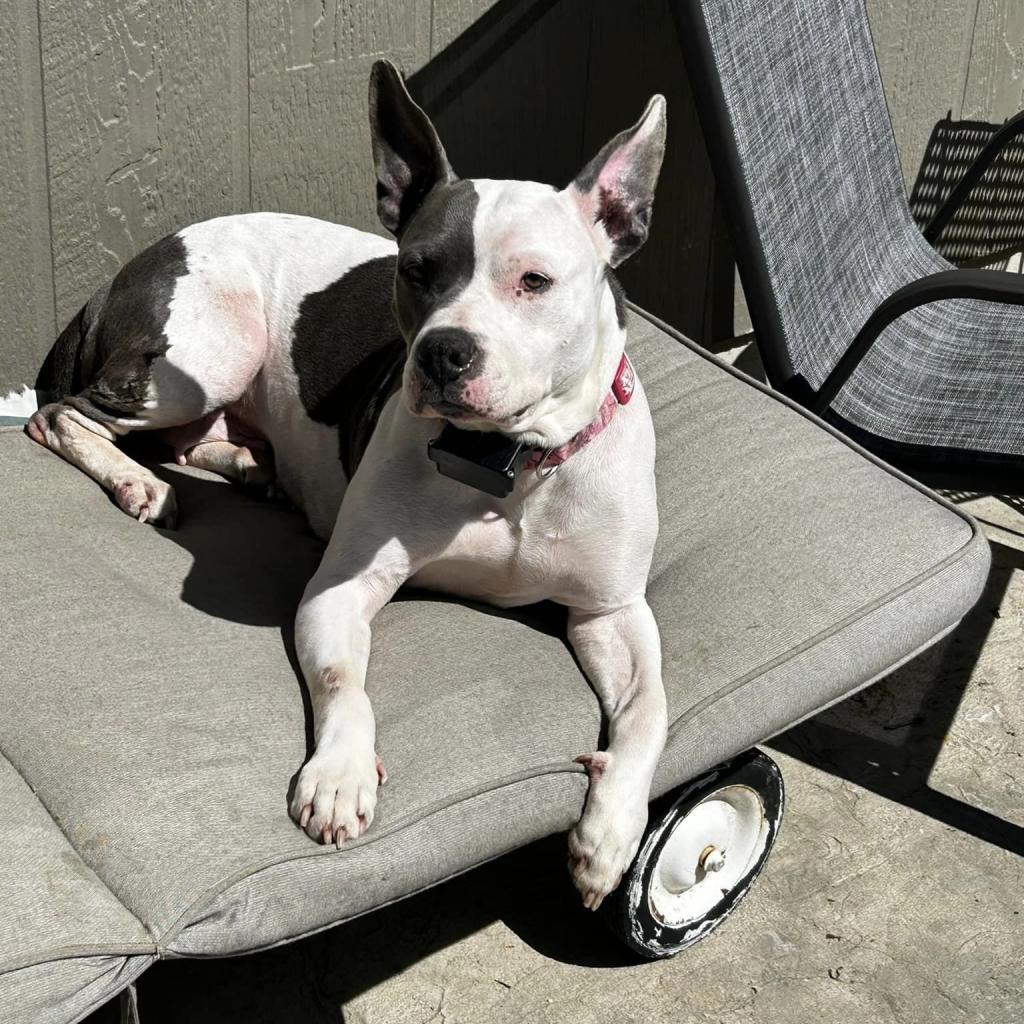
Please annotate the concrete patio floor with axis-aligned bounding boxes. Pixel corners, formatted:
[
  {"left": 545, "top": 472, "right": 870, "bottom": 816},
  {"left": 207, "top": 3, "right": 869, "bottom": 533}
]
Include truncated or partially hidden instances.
[{"left": 87, "top": 350, "right": 1024, "bottom": 1024}]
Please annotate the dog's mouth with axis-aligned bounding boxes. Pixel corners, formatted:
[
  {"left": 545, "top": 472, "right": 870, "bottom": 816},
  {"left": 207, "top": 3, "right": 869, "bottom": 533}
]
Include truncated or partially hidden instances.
[
  {"left": 406, "top": 370, "right": 534, "bottom": 433},
  {"left": 410, "top": 390, "right": 475, "bottom": 419},
  {"left": 419, "top": 391, "right": 535, "bottom": 432},
  {"left": 408, "top": 378, "right": 487, "bottom": 422},
  {"left": 430, "top": 400, "right": 474, "bottom": 418}
]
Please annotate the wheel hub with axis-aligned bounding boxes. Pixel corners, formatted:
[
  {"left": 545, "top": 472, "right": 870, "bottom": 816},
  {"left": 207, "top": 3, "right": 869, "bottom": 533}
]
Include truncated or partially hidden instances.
[{"left": 649, "top": 784, "right": 769, "bottom": 926}]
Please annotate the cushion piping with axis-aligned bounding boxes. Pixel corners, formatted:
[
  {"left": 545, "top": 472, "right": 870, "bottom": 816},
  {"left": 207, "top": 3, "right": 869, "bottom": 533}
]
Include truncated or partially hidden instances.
[
  {"left": 0, "top": 945, "right": 157, "bottom": 978},
  {"left": 0, "top": 749, "right": 157, "bottom": 975},
  {"left": 626, "top": 301, "right": 985, "bottom": 542},
  {"left": 667, "top": 522, "right": 982, "bottom": 735},
  {"left": 67, "top": 955, "right": 155, "bottom": 1024},
  {"left": 155, "top": 761, "right": 587, "bottom": 950}
]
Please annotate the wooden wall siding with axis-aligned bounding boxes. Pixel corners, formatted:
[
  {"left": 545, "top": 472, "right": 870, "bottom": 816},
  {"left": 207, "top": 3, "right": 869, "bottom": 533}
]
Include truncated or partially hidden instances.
[
  {"left": 248, "top": 0, "right": 430, "bottom": 233},
  {"left": 38, "top": 1, "right": 249, "bottom": 332},
  {"left": 1, "top": 1, "right": 1023, "bottom": 392},
  {"left": 962, "top": 0, "right": 1024, "bottom": 122},
  {"left": 0, "top": 0, "right": 55, "bottom": 390},
  {"left": 430, "top": 0, "right": 496, "bottom": 57},
  {"left": 866, "top": 0, "right": 978, "bottom": 190}
]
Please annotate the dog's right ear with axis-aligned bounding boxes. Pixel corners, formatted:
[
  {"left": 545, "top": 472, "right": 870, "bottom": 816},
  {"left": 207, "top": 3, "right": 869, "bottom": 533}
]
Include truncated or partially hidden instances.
[{"left": 369, "top": 60, "right": 453, "bottom": 237}]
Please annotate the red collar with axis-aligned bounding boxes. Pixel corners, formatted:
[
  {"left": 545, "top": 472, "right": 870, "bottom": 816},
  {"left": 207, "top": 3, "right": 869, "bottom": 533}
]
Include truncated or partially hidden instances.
[{"left": 523, "top": 352, "right": 635, "bottom": 471}]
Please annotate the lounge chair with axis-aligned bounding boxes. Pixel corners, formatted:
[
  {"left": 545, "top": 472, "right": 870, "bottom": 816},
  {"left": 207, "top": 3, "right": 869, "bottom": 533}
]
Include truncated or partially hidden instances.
[
  {"left": 0, "top": 301, "right": 990, "bottom": 1020},
  {"left": 673, "top": 0, "right": 1024, "bottom": 484}
]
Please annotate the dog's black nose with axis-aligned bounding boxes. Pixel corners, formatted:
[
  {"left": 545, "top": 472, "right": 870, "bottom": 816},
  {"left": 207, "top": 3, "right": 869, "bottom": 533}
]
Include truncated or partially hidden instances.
[{"left": 415, "top": 328, "right": 478, "bottom": 388}]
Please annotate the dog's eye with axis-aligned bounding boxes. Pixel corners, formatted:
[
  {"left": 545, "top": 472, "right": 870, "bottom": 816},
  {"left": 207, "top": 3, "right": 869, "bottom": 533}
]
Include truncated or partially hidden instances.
[
  {"left": 400, "top": 260, "right": 428, "bottom": 287},
  {"left": 520, "top": 271, "right": 551, "bottom": 293}
]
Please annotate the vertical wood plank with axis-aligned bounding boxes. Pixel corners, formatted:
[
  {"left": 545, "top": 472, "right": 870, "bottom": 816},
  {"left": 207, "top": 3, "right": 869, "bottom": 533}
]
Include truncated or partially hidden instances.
[
  {"left": 249, "top": 0, "right": 431, "bottom": 234},
  {"left": 962, "top": 0, "right": 1024, "bottom": 121},
  {"left": 0, "top": 0, "right": 56, "bottom": 391},
  {"left": 251, "top": 0, "right": 430, "bottom": 75},
  {"left": 415, "top": 0, "right": 592, "bottom": 188},
  {"left": 582, "top": 0, "right": 719, "bottom": 342},
  {"left": 39, "top": 0, "right": 249, "bottom": 327},
  {"left": 865, "top": 0, "right": 978, "bottom": 188},
  {"left": 430, "top": 0, "right": 495, "bottom": 57}
]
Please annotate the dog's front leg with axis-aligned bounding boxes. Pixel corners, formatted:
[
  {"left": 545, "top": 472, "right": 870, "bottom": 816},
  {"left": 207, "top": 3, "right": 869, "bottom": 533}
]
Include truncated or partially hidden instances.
[
  {"left": 289, "top": 536, "right": 411, "bottom": 847},
  {"left": 567, "top": 599, "right": 668, "bottom": 909}
]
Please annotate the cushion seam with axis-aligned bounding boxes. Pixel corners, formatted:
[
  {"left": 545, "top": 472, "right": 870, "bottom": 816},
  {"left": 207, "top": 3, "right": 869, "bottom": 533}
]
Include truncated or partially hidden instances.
[
  {"left": 162, "top": 776, "right": 591, "bottom": 961},
  {"left": 626, "top": 300, "right": 984, "bottom": 546},
  {"left": 0, "top": 748, "right": 161, "bottom": 957},
  {"left": 67, "top": 955, "right": 156, "bottom": 1024},
  {"left": 0, "top": 945, "right": 157, "bottom": 978},
  {"left": 155, "top": 762, "right": 587, "bottom": 950},
  {"left": 667, "top": 529, "right": 986, "bottom": 735}
]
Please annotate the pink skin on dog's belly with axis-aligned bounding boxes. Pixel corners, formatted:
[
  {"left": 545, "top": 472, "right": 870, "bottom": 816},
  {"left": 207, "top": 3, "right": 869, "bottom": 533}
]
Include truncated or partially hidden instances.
[
  {"left": 218, "top": 289, "right": 268, "bottom": 351},
  {"left": 160, "top": 288, "right": 270, "bottom": 462},
  {"left": 161, "top": 409, "right": 267, "bottom": 464}
]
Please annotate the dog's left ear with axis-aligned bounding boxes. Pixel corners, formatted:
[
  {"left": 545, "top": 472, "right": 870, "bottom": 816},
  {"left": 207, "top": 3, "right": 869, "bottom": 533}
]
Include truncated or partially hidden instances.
[
  {"left": 568, "top": 95, "right": 667, "bottom": 267},
  {"left": 369, "top": 59, "right": 454, "bottom": 236}
]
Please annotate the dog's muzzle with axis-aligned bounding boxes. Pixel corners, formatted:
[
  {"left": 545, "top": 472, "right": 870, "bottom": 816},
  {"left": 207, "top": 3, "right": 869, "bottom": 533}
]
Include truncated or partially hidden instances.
[{"left": 413, "top": 328, "right": 479, "bottom": 410}]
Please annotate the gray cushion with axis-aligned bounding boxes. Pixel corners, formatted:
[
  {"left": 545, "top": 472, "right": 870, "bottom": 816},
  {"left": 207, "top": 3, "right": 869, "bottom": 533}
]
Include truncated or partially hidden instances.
[
  {"left": 0, "top": 755, "right": 154, "bottom": 1023},
  {"left": 0, "top": 307, "right": 989, "bottom": 1018}
]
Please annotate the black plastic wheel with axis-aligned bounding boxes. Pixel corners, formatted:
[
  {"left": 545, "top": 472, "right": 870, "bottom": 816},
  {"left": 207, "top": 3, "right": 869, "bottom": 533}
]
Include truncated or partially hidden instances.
[{"left": 608, "top": 748, "right": 784, "bottom": 959}]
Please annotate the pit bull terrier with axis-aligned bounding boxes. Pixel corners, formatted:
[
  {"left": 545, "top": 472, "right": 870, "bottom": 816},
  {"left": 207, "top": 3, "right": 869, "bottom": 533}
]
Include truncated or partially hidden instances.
[{"left": 27, "top": 61, "right": 668, "bottom": 909}]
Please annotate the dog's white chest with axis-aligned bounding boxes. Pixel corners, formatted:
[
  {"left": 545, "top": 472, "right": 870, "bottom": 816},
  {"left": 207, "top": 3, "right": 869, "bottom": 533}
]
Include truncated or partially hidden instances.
[{"left": 408, "top": 493, "right": 604, "bottom": 607}]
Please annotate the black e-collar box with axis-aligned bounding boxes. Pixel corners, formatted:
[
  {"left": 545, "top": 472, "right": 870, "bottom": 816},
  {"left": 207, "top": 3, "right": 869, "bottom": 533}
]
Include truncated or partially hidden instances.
[{"left": 427, "top": 423, "right": 526, "bottom": 498}]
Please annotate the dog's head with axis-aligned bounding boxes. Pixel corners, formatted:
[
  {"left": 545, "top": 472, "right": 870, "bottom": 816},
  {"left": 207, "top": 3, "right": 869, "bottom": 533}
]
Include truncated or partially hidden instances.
[{"left": 369, "top": 60, "right": 666, "bottom": 447}]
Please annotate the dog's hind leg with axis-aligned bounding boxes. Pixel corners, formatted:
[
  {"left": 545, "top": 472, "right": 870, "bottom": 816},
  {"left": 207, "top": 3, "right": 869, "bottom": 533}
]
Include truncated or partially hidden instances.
[
  {"left": 182, "top": 440, "right": 273, "bottom": 490},
  {"left": 162, "top": 408, "right": 274, "bottom": 491},
  {"left": 27, "top": 403, "right": 178, "bottom": 526}
]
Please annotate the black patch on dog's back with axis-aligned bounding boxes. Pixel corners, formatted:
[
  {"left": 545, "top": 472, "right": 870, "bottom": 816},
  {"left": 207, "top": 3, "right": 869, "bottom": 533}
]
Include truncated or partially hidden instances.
[
  {"left": 291, "top": 255, "right": 406, "bottom": 476},
  {"left": 39, "top": 233, "right": 189, "bottom": 416}
]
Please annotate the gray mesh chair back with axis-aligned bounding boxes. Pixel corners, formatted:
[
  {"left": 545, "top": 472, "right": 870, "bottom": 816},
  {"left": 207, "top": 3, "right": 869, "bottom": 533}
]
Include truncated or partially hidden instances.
[{"left": 675, "top": 0, "right": 1024, "bottom": 478}]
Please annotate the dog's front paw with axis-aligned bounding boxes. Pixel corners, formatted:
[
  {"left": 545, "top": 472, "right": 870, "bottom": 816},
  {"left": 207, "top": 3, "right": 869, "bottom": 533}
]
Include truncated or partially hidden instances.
[
  {"left": 568, "top": 754, "right": 647, "bottom": 910},
  {"left": 114, "top": 474, "right": 177, "bottom": 527},
  {"left": 289, "top": 747, "right": 386, "bottom": 848}
]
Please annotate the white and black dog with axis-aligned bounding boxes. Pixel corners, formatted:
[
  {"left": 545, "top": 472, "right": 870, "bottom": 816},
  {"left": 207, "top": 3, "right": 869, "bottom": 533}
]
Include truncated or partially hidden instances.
[{"left": 28, "top": 61, "right": 668, "bottom": 909}]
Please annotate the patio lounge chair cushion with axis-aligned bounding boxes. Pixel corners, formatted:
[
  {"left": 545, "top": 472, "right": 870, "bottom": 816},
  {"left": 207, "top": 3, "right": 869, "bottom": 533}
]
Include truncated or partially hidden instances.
[
  {"left": 0, "top": 305, "right": 990, "bottom": 1022},
  {"left": 0, "top": 756, "right": 155, "bottom": 1024}
]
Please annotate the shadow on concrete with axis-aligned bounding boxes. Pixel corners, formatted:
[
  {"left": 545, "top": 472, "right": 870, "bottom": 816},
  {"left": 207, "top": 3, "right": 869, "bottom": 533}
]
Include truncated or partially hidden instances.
[
  {"left": 768, "top": 535, "right": 1024, "bottom": 858},
  {"left": 126, "top": 834, "right": 633, "bottom": 1024}
]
